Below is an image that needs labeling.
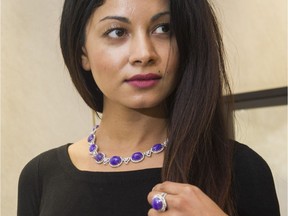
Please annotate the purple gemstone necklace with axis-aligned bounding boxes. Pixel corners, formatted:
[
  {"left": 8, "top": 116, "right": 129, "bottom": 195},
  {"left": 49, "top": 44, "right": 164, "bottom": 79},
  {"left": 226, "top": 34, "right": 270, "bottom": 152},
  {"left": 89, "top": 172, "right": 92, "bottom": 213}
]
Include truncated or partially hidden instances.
[{"left": 88, "top": 125, "right": 168, "bottom": 168}]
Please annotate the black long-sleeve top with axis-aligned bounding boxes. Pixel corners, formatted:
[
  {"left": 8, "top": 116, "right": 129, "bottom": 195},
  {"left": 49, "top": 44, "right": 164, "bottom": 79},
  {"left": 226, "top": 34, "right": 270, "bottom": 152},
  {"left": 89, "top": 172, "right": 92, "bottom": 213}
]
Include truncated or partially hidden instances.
[{"left": 18, "top": 142, "right": 280, "bottom": 216}]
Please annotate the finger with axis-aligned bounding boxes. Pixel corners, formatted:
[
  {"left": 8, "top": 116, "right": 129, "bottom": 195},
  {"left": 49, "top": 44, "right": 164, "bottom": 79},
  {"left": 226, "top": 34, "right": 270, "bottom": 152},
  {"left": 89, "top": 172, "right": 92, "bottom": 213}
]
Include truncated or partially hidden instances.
[
  {"left": 147, "top": 191, "right": 170, "bottom": 204},
  {"left": 148, "top": 207, "right": 175, "bottom": 216},
  {"left": 147, "top": 191, "right": 154, "bottom": 204},
  {"left": 153, "top": 181, "right": 198, "bottom": 195},
  {"left": 148, "top": 208, "right": 161, "bottom": 216},
  {"left": 150, "top": 193, "right": 186, "bottom": 215},
  {"left": 151, "top": 182, "right": 205, "bottom": 210}
]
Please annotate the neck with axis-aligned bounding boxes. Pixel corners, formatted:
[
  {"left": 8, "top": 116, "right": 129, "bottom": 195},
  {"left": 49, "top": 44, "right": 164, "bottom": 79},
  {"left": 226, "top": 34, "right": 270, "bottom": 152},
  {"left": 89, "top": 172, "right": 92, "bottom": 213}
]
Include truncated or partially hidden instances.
[{"left": 96, "top": 105, "right": 168, "bottom": 152}]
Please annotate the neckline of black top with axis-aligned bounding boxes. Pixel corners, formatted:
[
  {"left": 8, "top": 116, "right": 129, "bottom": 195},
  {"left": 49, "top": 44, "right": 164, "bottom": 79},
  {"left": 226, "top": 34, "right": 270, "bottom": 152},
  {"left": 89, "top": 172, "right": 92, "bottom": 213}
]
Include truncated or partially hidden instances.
[{"left": 56, "top": 143, "right": 162, "bottom": 184}]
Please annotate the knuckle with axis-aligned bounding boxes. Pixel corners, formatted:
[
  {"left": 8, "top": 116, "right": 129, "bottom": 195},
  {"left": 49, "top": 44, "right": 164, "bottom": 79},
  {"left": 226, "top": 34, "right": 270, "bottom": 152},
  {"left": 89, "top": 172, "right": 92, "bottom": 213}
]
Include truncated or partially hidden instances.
[
  {"left": 183, "top": 184, "right": 200, "bottom": 194},
  {"left": 162, "top": 181, "right": 170, "bottom": 187},
  {"left": 158, "top": 181, "right": 169, "bottom": 191},
  {"left": 183, "top": 184, "right": 193, "bottom": 193},
  {"left": 191, "top": 185, "right": 201, "bottom": 193}
]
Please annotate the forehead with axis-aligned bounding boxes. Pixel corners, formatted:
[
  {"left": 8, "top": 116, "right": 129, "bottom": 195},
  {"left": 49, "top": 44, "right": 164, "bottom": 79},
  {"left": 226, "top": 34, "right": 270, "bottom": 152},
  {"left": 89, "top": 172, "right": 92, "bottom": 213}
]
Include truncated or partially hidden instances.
[{"left": 92, "top": 0, "right": 170, "bottom": 20}]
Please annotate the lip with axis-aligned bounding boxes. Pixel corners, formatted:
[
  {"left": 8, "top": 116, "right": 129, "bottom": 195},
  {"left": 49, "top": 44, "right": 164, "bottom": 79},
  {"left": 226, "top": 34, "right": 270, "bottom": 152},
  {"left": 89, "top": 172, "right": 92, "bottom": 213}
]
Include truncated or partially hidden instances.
[
  {"left": 125, "top": 73, "right": 161, "bottom": 88},
  {"left": 126, "top": 73, "right": 162, "bottom": 81}
]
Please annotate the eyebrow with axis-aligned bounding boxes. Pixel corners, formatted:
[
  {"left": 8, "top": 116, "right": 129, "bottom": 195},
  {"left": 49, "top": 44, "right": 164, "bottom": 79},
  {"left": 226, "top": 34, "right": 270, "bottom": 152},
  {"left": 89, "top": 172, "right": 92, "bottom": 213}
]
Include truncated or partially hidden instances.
[
  {"left": 99, "top": 16, "right": 130, "bottom": 24},
  {"left": 99, "top": 11, "right": 170, "bottom": 24},
  {"left": 151, "top": 11, "right": 170, "bottom": 22}
]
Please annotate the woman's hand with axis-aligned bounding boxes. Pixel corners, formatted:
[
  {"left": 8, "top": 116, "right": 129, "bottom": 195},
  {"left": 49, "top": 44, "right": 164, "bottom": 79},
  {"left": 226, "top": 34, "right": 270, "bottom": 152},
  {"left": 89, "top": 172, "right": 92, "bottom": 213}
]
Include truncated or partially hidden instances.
[{"left": 147, "top": 181, "right": 228, "bottom": 216}]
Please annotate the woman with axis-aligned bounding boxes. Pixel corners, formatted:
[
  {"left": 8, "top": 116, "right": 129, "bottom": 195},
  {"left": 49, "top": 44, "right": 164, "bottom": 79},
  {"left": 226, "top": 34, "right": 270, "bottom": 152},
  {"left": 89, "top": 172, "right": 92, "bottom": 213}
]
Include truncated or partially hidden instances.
[{"left": 18, "top": 0, "right": 280, "bottom": 215}]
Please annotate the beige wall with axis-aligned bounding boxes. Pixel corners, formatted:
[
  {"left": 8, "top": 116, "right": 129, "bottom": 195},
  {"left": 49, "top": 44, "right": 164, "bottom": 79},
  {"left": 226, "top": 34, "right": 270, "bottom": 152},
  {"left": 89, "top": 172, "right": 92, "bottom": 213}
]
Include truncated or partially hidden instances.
[
  {"left": 1, "top": 0, "right": 287, "bottom": 215},
  {"left": 215, "top": 0, "right": 287, "bottom": 93},
  {"left": 1, "top": 0, "right": 92, "bottom": 215}
]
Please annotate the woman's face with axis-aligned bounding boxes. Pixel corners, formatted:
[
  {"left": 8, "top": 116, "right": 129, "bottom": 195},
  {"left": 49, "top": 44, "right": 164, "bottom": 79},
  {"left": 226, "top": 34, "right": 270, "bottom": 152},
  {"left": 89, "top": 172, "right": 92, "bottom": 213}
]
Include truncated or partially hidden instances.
[{"left": 82, "top": 0, "right": 179, "bottom": 111}]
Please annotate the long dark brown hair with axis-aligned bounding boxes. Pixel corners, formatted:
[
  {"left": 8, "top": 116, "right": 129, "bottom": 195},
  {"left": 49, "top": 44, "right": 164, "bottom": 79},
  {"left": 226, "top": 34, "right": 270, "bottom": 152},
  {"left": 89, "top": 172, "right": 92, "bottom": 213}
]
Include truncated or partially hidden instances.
[{"left": 60, "top": 0, "right": 235, "bottom": 214}]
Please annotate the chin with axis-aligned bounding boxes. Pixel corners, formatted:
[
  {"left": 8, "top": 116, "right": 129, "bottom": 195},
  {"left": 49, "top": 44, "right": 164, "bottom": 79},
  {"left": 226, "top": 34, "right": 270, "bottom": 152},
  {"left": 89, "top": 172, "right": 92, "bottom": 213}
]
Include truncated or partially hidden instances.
[{"left": 128, "top": 100, "right": 165, "bottom": 110}]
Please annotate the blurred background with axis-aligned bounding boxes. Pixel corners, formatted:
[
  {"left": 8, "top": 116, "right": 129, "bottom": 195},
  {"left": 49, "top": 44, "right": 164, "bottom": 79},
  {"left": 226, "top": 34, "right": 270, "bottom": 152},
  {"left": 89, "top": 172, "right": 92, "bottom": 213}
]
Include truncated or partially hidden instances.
[{"left": 1, "top": 0, "right": 287, "bottom": 215}]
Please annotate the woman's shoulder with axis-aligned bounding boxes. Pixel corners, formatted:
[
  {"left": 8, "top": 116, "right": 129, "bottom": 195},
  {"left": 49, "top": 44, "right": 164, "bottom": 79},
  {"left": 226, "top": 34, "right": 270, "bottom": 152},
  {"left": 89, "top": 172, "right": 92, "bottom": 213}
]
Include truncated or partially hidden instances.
[
  {"left": 232, "top": 141, "right": 280, "bottom": 215},
  {"left": 20, "top": 144, "right": 70, "bottom": 177},
  {"left": 233, "top": 141, "right": 270, "bottom": 169},
  {"left": 232, "top": 141, "right": 274, "bottom": 184}
]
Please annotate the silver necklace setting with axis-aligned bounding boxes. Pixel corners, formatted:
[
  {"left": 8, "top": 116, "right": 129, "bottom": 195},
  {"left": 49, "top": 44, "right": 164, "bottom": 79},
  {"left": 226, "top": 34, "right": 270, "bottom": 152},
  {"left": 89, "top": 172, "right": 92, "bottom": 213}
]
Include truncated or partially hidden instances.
[{"left": 88, "top": 125, "right": 168, "bottom": 168}]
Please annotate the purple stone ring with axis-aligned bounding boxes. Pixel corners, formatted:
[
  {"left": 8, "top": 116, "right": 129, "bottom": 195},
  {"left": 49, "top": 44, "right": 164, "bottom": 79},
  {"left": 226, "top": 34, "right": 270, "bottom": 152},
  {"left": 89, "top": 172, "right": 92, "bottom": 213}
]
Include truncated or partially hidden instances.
[{"left": 152, "top": 193, "right": 168, "bottom": 212}]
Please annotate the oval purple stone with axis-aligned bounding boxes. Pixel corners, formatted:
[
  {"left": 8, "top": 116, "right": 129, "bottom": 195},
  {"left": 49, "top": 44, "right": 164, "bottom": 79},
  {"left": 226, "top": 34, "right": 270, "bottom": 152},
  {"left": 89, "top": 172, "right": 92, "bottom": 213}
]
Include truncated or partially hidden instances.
[
  {"left": 109, "top": 156, "right": 122, "bottom": 167},
  {"left": 94, "top": 152, "right": 104, "bottom": 163},
  {"left": 87, "top": 134, "right": 95, "bottom": 142},
  {"left": 151, "top": 143, "right": 164, "bottom": 153},
  {"left": 152, "top": 197, "right": 163, "bottom": 211},
  {"left": 131, "top": 152, "right": 144, "bottom": 162},
  {"left": 89, "top": 144, "right": 96, "bottom": 153}
]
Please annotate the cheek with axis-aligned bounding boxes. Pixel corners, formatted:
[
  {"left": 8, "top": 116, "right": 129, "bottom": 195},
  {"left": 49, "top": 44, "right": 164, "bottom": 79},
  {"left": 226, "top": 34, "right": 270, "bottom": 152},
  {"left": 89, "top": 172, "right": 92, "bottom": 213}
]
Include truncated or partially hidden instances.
[{"left": 88, "top": 48, "right": 125, "bottom": 79}]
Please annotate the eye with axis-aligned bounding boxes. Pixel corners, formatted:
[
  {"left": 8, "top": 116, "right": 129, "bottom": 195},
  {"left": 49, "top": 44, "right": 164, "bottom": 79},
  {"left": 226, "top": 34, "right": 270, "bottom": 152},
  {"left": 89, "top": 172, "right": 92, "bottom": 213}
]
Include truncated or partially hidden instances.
[
  {"left": 153, "top": 23, "right": 170, "bottom": 34},
  {"left": 105, "top": 28, "right": 127, "bottom": 38}
]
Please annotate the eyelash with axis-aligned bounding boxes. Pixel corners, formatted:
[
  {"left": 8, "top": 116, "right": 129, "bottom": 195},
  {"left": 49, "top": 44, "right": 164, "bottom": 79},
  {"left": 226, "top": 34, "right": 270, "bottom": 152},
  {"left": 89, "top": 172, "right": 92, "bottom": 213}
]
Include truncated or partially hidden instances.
[
  {"left": 103, "top": 23, "right": 171, "bottom": 39},
  {"left": 153, "top": 23, "right": 170, "bottom": 34}
]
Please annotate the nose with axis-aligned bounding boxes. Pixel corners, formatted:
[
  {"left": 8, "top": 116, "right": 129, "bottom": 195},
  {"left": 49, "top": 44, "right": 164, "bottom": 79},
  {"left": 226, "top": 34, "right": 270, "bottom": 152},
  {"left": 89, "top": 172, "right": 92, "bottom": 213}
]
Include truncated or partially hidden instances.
[{"left": 128, "top": 33, "right": 159, "bottom": 66}]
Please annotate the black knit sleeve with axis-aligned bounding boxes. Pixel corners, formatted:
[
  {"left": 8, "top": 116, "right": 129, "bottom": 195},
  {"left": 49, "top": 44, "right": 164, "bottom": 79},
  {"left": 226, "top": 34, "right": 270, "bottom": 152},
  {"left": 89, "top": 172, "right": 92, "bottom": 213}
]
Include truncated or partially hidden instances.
[
  {"left": 233, "top": 142, "right": 280, "bottom": 216},
  {"left": 17, "top": 156, "right": 42, "bottom": 216}
]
